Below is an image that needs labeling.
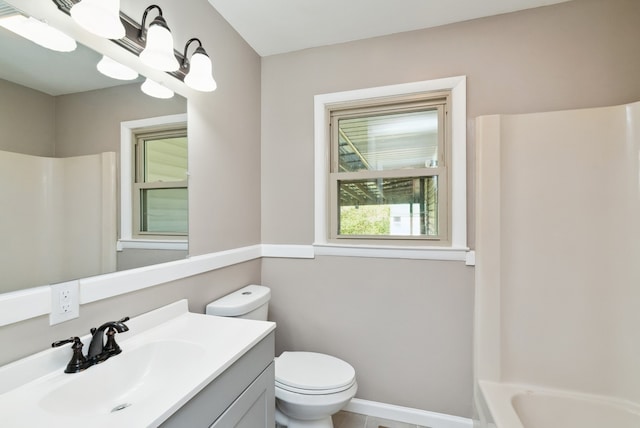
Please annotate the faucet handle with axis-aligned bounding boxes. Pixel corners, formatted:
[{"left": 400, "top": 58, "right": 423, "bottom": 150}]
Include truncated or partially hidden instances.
[
  {"left": 102, "top": 316, "right": 130, "bottom": 356},
  {"left": 52, "top": 337, "right": 81, "bottom": 348},
  {"left": 52, "top": 337, "right": 88, "bottom": 373}
]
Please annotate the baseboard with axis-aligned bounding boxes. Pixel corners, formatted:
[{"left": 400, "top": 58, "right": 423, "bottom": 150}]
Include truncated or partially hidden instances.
[{"left": 344, "top": 398, "right": 472, "bottom": 428}]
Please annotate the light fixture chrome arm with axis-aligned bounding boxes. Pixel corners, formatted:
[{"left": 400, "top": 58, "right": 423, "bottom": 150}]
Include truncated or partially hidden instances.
[
  {"left": 182, "top": 37, "right": 217, "bottom": 92},
  {"left": 137, "top": 4, "right": 179, "bottom": 71},
  {"left": 138, "top": 5, "right": 164, "bottom": 41},
  {"left": 182, "top": 37, "right": 203, "bottom": 68}
]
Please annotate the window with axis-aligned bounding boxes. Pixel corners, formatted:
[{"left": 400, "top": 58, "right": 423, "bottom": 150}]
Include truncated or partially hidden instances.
[
  {"left": 119, "top": 114, "right": 188, "bottom": 250},
  {"left": 133, "top": 127, "right": 188, "bottom": 238},
  {"left": 314, "top": 77, "right": 467, "bottom": 255},
  {"left": 330, "top": 94, "right": 449, "bottom": 242}
]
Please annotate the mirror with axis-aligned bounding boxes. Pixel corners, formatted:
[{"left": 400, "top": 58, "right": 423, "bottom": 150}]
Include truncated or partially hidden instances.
[{"left": 0, "top": 12, "right": 188, "bottom": 295}]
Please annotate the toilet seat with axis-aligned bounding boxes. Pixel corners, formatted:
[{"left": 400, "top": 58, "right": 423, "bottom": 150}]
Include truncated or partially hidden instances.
[{"left": 275, "top": 351, "right": 356, "bottom": 395}]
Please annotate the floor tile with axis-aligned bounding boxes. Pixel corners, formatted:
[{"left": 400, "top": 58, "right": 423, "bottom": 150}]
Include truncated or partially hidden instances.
[
  {"left": 333, "top": 410, "right": 367, "bottom": 428},
  {"left": 364, "top": 415, "right": 418, "bottom": 428}
]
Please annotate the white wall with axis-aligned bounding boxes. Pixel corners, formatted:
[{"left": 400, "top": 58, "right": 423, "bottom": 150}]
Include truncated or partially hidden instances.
[
  {"left": 476, "top": 102, "right": 640, "bottom": 403},
  {"left": 0, "top": 151, "right": 115, "bottom": 293}
]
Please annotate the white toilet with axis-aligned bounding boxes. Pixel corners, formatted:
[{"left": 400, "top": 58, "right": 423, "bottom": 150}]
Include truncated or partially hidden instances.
[{"left": 206, "top": 284, "right": 357, "bottom": 428}]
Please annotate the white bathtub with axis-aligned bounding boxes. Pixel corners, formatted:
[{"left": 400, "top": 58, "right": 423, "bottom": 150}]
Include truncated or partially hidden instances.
[{"left": 479, "top": 381, "right": 640, "bottom": 428}]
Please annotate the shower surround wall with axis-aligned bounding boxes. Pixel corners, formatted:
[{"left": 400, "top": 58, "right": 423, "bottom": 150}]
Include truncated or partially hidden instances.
[
  {"left": 0, "top": 151, "right": 116, "bottom": 293},
  {"left": 474, "top": 101, "right": 640, "bottom": 419}
]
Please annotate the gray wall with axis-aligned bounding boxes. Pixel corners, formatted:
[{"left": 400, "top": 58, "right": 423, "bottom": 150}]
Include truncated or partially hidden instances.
[
  {"left": 55, "top": 82, "right": 186, "bottom": 157},
  {"left": 264, "top": 257, "right": 474, "bottom": 417},
  {"left": 260, "top": 0, "right": 640, "bottom": 418},
  {"left": 0, "top": 79, "right": 55, "bottom": 156},
  {"left": 0, "top": 79, "right": 186, "bottom": 158}
]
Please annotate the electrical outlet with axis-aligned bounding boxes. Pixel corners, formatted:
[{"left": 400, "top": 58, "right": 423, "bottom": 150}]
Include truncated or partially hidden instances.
[{"left": 50, "top": 280, "right": 79, "bottom": 325}]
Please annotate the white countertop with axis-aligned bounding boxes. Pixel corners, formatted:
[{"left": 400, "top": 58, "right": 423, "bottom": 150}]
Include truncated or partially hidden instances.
[{"left": 0, "top": 300, "right": 275, "bottom": 427}]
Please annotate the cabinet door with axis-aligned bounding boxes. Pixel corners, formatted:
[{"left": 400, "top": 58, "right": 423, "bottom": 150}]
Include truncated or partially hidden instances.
[{"left": 210, "top": 362, "right": 275, "bottom": 428}]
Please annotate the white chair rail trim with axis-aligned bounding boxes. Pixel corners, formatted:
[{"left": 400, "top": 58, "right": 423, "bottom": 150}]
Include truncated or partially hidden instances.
[{"left": 0, "top": 244, "right": 474, "bottom": 326}]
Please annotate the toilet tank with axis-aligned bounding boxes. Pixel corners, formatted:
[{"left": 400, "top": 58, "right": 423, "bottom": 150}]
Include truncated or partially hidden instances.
[{"left": 205, "top": 284, "right": 271, "bottom": 320}]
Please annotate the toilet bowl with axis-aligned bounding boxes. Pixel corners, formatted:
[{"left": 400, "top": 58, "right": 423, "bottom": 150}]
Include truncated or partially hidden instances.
[
  {"left": 275, "top": 351, "right": 357, "bottom": 428},
  {"left": 206, "top": 285, "right": 357, "bottom": 428}
]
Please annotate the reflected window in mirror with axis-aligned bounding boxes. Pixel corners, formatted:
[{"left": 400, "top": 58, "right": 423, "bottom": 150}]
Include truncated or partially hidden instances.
[
  {"left": 133, "top": 126, "right": 188, "bottom": 239},
  {"left": 120, "top": 113, "right": 188, "bottom": 250}
]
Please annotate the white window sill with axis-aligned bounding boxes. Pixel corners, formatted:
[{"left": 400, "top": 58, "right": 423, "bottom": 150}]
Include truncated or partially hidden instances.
[
  {"left": 314, "top": 243, "right": 471, "bottom": 262},
  {"left": 117, "top": 239, "right": 188, "bottom": 251},
  {"left": 262, "top": 243, "right": 474, "bottom": 264}
]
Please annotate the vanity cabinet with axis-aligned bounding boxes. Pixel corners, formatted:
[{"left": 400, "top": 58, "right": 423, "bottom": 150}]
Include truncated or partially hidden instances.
[{"left": 160, "top": 332, "right": 275, "bottom": 428}]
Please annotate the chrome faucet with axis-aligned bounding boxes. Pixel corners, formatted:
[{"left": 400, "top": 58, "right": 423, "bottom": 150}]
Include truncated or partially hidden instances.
[{"left": 52, "top": 316, "right": 130, "bottom": 373}]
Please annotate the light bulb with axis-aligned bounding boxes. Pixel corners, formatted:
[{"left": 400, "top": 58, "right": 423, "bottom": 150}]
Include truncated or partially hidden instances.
[
  {"left": 141, "top": 78, "right": 174, "bottom": 99},
  {"left": 97, "top": 55, "right": 138, "bottom": 80},
  {"left": 139, "top": 17, "right": 179, "bottom": 72},
  {"left": 0, "top": 15, "right": 76, "bottom": 52},
  {"left": 184, "top": 48, "right": 217, "bottom": 92},
  {"left": 70, "top": 0, "right": 125, "bottom": 39}
]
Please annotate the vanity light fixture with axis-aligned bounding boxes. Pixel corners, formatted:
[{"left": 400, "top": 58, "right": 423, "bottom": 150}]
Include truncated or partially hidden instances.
[
  {"left": 96, "top": 55, "right": 138, "bottom": 80},
  {"left": 138, "top": 5, "right": 179, "bottom": 72},
  {"left": 70, "top": 0, "right": 125, "bottom": 39},
  {"left": 182, "top": 38, "right": 217, "bottom": 92},
  {"left": 141, "top": 77, "right": 174, "bottom": 99},
  {"left": 51, "top": 0, "right": 218, "bottom": 92},
  {"left": 0, "top": 14, "right": 77, "bottom": 52}
]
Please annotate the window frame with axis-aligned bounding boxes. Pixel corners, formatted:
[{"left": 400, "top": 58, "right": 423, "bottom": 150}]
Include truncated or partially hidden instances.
[
  {"left": 119, "top": 114, "right": 188, "bottom": 251},
  {"left": 314, "top": 77, "right": 467, "bottom": 255},
  {"left": 329, "top": 94, "right": 450, "bottom": 243},
  {"left": 132, "top": 127, "right": 189, "bottom": 239}
]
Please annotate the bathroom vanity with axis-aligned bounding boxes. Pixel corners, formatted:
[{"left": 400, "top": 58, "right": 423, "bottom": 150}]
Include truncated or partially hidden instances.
[
  {"left": 162, "top": 331, "right": 275, "bottom": 427},
  {"left": 0, "top": 300, "right": 276, "bottom": 427}
]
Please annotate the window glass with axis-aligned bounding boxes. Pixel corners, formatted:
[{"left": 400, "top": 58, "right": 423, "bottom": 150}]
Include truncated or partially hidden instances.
[
  {"left": 338, "top": 109, "right": 440, "bottom": 172},
  {"left": 140, "top": 188, "right": 188, "bottom": 233},
  {"left": 338, "top": 176, "right": 438, "bottom": 237},
  {"left": 134, "top": 127, "right": 188, "bottom": 238},
  {"left": 143, "top": 136, "right": 188, "bottom": 182},
  {"left": 330, "top": 97, "right": 447, "bottom": 242}
]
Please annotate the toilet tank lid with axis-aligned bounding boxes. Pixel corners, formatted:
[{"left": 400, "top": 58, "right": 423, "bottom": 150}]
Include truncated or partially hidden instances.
[{"left": 206, "top": 284, "right": 270, "bottom": 316}]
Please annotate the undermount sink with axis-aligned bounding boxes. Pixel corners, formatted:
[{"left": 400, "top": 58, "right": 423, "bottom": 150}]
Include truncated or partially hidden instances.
[
  {"left": 39, "top": 340, "right": 206, "bottom": 416},
  {"left": 0, "top": 299, "right": 276, "bottom": 427}
]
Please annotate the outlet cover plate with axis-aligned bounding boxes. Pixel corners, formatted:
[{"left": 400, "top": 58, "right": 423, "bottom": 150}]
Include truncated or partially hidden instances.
[{"left": 50, "top": 280, "right": 79, "bottom": 325}]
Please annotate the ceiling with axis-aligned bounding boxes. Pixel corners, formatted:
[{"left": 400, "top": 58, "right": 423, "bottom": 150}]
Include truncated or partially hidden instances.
[
  {"left": 207, "top": 0, "right": 573, "bottom": 56},
  {"left": 0, "top": 0, "right": 573, "bottom": 95}
]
